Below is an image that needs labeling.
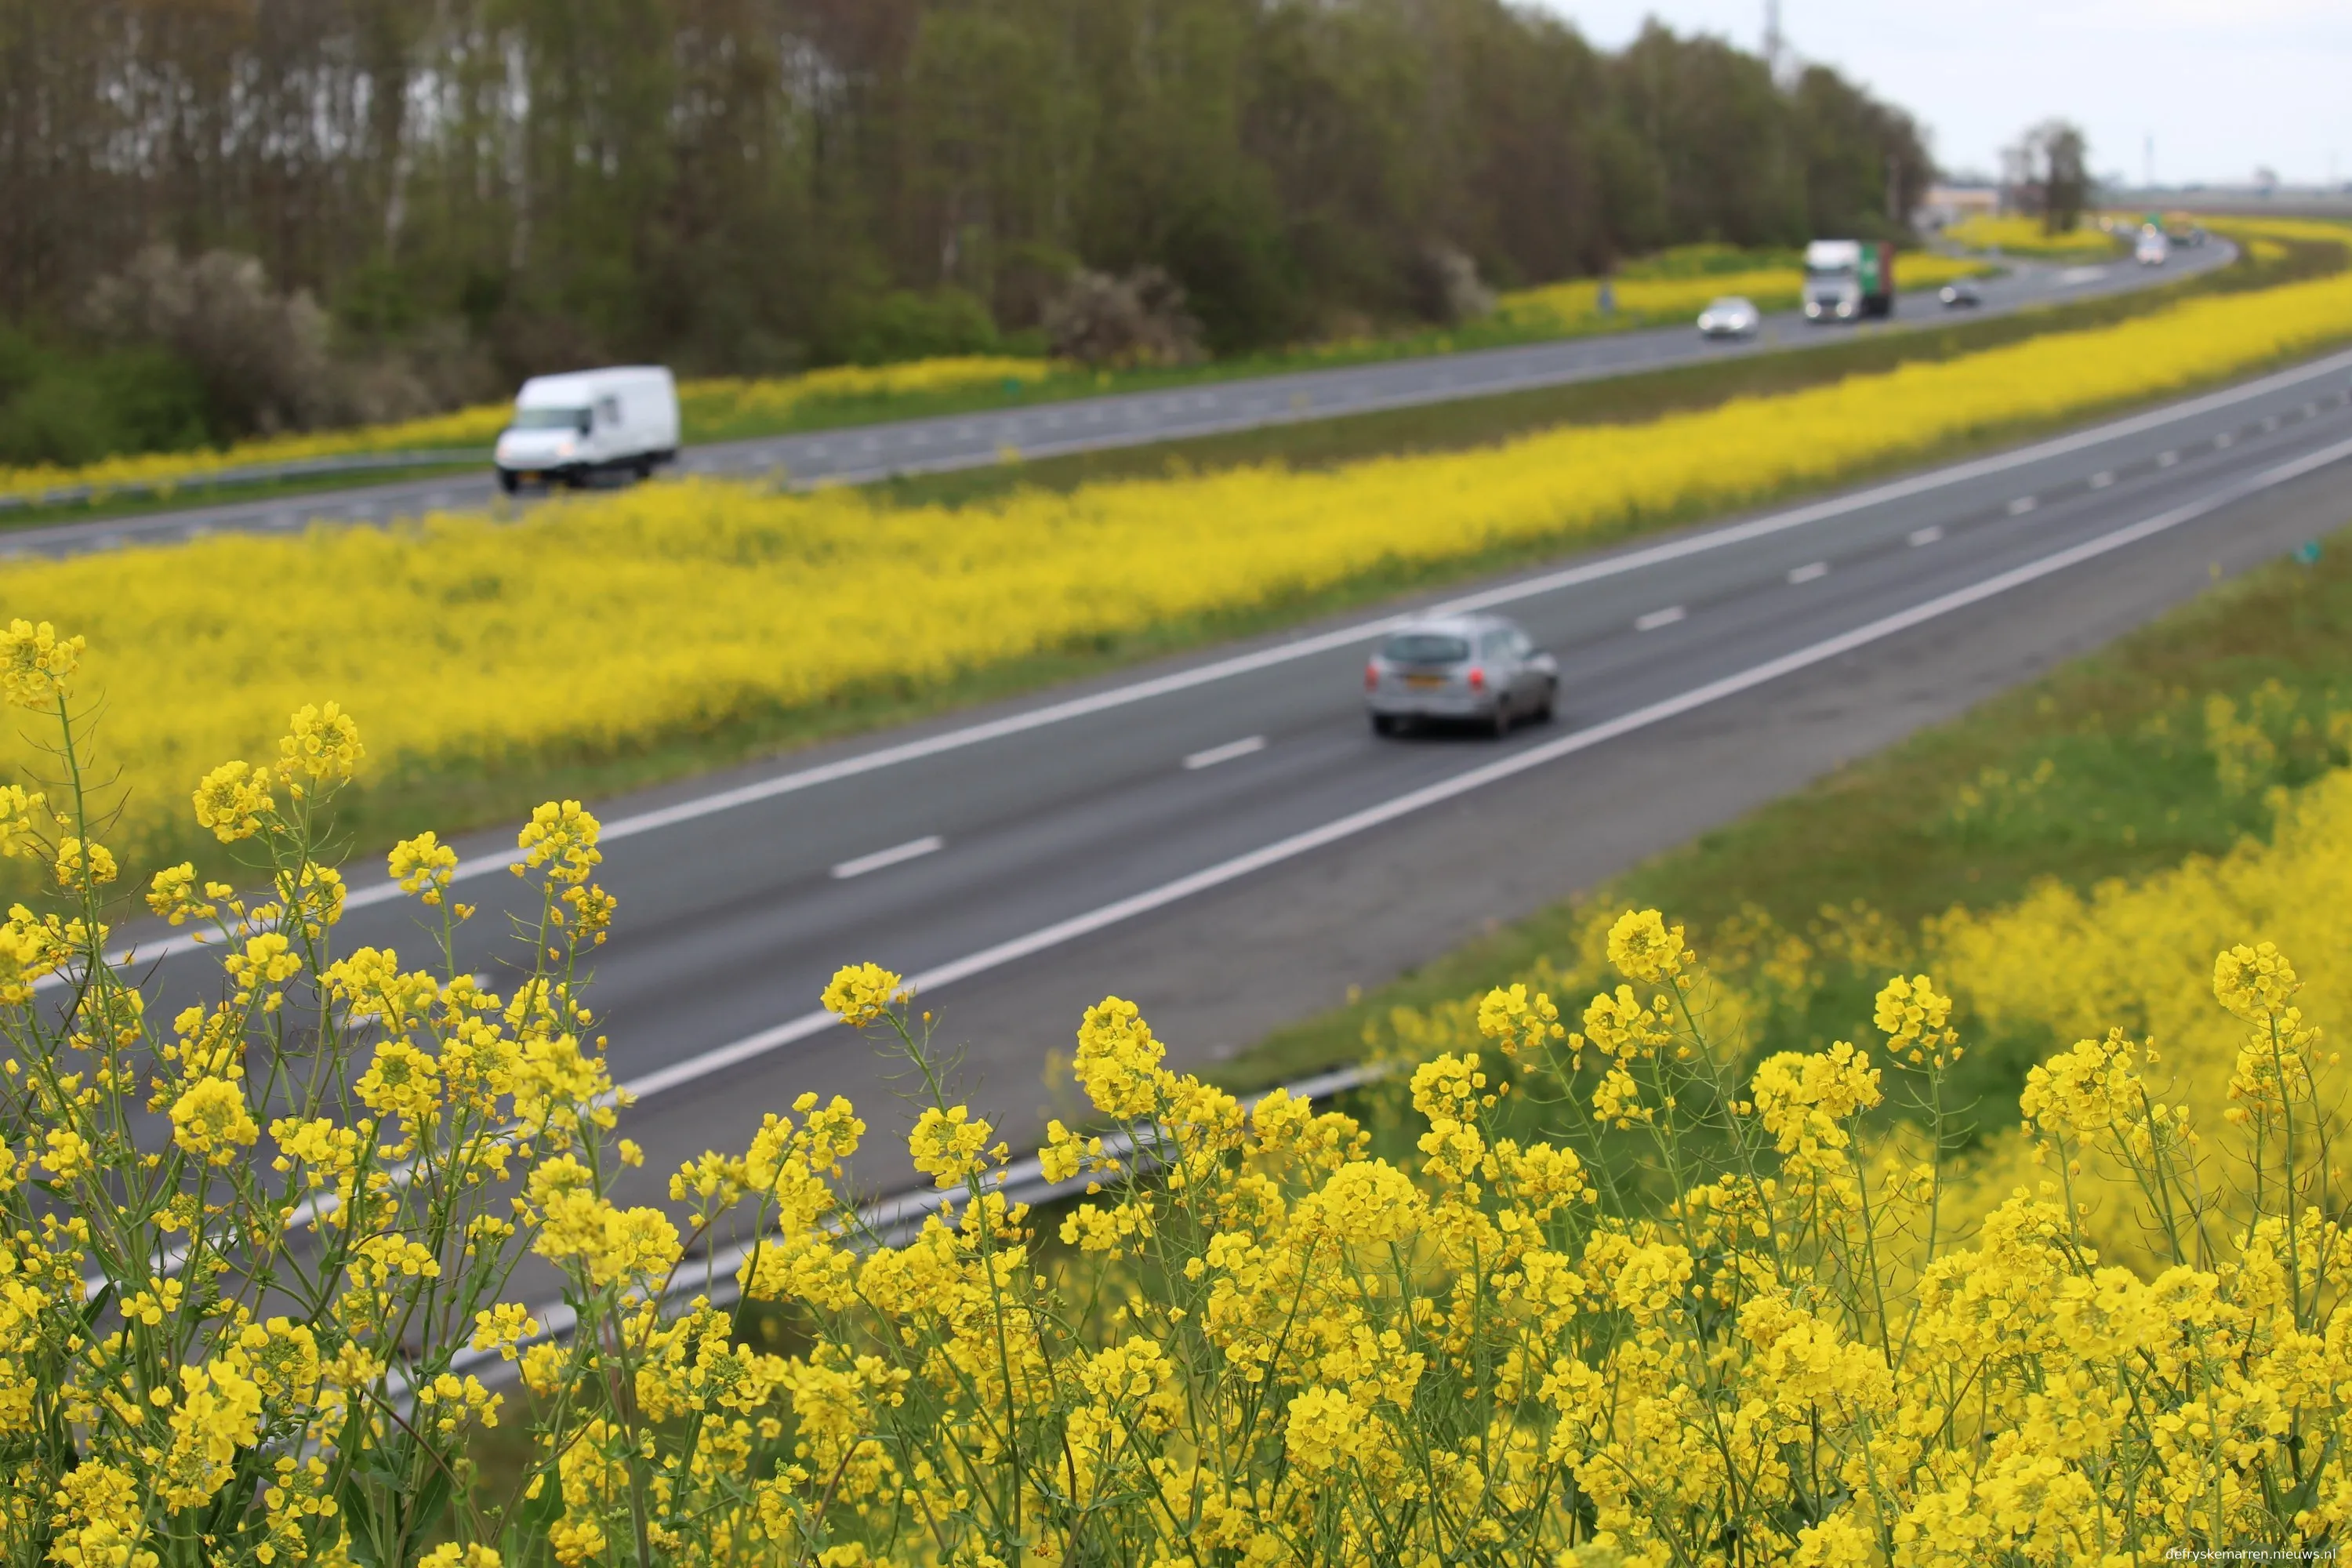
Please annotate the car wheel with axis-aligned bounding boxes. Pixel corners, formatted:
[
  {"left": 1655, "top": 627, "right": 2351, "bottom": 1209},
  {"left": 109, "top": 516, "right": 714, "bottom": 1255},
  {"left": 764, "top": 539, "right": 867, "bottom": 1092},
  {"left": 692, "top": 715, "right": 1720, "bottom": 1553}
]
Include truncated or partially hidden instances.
[
  {"left": 1487, "top": 702, "right": 1512, "bottom": 739},
  {"left": 496, "top": 469, "right": 518, "bottom": 496},
  {"left": 1534, "top": 681, "right": 1558, "bottom": 724},
  {"left": 1371, "top": 713, "right": 1399, "bottom": 738}
]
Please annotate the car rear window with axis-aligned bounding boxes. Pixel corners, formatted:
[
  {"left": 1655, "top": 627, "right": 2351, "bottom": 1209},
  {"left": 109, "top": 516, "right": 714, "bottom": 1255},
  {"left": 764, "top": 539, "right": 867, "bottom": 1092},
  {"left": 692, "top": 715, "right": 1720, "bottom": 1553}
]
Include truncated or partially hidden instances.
[{"left": 1381, "top": 633, "right": 1470, "bottom": 664}]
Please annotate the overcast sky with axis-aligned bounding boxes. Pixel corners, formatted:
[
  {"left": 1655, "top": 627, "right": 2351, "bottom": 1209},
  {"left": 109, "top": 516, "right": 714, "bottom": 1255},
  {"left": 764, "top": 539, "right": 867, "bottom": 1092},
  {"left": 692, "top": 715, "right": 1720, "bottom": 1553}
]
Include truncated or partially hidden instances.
[{"left": 1530, "top": 0, "right": 2350, "bottom": 187}]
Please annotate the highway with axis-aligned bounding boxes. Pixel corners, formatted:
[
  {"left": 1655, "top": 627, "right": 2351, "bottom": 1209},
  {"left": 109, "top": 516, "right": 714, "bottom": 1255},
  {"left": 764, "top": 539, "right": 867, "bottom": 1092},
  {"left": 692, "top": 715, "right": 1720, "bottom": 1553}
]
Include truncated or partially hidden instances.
[
  {"left": 90, "top": 339, "right": 2352, "bottom": 1224},
  {"left": 2, "top": 243, "right": 2231, "bottom": 562}
]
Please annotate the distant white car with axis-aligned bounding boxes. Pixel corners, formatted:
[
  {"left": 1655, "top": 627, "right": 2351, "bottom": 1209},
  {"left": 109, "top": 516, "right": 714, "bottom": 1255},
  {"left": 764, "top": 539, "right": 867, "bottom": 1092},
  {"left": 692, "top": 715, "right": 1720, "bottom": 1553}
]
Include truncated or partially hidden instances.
[
  {"left": 1697, "top": 296, "right": 1761, "bottom": 338},
  {"left": 495, "top": 366, "right": 681, "bottom": 494},
  {"left": 2136, "top": 230, "right": 2170, "bottom": 267}
]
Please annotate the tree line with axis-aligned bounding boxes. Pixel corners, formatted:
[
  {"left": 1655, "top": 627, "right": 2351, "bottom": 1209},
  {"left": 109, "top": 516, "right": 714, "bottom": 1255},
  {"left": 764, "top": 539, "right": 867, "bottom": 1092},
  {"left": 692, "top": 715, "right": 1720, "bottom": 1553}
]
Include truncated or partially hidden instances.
[{"left": 0, "top": 0, "right": 1932, "bottom": 457}]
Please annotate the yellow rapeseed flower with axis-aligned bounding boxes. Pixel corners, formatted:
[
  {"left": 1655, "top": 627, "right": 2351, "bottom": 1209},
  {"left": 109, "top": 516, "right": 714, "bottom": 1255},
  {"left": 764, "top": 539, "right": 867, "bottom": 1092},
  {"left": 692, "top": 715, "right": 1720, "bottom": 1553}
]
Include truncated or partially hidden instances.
[
  {"left": 276, "top": 700, "right": 365, "bottom": 785},
  {"left": 169, "top": 1076, "right": 259, "bottom": 1163},
  {"left": 388, "top": 830, "right": 459, "bottom": 904},
  {"left": 821, "top": 962, "right": 906, "bottom": 1027},
  {"left": 0, "top": 619, "right": 82, "bottom": 709},
  {"left": 51, "top": 838, "right": 115, "bottom": 891},
  {"left": 191, "top": 760, "right": 272, "bottom": 843}
]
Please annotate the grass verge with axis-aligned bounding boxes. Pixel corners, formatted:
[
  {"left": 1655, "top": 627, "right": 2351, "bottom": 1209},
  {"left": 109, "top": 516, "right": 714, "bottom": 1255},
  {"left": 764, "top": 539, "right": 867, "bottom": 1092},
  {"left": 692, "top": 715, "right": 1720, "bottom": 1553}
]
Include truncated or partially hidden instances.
[{"left": 1213, "top": 514, "right": 2352, "bottom": 1120}]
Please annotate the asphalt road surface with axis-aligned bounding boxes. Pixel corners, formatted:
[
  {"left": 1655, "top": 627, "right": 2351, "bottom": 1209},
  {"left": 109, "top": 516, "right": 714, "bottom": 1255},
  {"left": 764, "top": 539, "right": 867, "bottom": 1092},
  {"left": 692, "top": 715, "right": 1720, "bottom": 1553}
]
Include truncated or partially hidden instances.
[
  {"left": 85, "top": 341, "right": 2352, "bottom": 1233},
  {"left": 4, "top": 243, "right": 2232, "bottom": 562}
]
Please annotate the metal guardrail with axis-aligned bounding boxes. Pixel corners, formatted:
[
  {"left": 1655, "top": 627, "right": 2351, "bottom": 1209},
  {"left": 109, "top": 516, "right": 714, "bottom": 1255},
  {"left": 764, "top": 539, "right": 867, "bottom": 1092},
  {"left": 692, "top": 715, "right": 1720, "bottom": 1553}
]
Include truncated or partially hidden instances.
[
  {"left": 0, "top": 448, "right": 486, "bottom": 514},
  {"left": 454, "top": 1058, "right": 1389, "bottom": 1388}
]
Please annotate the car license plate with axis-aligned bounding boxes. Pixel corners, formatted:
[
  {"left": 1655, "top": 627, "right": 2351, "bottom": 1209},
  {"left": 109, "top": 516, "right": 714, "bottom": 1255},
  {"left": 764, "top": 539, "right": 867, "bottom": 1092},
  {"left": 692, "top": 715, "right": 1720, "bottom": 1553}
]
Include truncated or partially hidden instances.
[
  {"left": 1405, "top": 674, "right": 1446, "bottom": 689},
  {"left": 517, "top": 472, "right": 541, "bottom": 482}
]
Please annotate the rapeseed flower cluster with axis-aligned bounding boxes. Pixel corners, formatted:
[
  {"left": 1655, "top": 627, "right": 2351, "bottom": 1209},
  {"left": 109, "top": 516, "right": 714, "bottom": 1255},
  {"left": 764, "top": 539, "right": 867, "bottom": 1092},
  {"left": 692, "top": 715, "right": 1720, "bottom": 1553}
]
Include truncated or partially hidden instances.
[{"left": 2, "top": 223, "right": 2339, "bottom": 888}]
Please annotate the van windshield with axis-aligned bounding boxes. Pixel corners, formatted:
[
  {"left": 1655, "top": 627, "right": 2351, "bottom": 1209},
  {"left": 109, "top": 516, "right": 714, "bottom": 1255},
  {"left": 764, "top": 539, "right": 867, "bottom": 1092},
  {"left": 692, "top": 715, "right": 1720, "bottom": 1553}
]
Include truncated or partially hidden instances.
[{"left": 512, "top": 407, "right": 590, "bottom": 430}]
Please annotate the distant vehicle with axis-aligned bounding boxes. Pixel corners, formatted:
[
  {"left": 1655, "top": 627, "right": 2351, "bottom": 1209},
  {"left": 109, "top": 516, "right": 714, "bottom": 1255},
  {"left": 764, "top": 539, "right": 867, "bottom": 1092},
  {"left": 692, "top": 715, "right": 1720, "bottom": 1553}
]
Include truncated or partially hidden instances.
[
  {"left": 1696, "top": 296, "right": 1761, "bottom": 337},
  {"left": 495, "top": 367, "right": 681, "bottom": 494},
  {"left": 1365, "top": 615, "right": 1558, "bottom": 738},
  {"left": 1939, "top": 279, "right": 1984, "bottom": 309},
  {"left": 1803, "top": 239, "right": 1895, "bottom": 322},
  {"left": 2136, "top": 228, "right": 2171, "bottom": 267}
]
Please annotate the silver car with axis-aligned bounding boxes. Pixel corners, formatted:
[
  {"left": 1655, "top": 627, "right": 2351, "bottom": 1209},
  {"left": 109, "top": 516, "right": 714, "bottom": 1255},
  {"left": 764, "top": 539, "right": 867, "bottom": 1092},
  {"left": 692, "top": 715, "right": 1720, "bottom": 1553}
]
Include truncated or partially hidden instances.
[
  {"left": 1697, "top": 296, "right": 1760, "bottom": 337},
  {"left": 1365, "top": 615, "right": 1559, "bottom": 737}
]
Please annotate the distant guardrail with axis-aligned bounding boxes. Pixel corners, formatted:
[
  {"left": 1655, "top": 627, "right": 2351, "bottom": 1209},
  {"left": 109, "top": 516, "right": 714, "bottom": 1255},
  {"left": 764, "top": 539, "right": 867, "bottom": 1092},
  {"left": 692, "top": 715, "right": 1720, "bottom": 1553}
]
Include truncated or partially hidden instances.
[{"left": 0, "top": 448, "right": 487, "bottom": 514}]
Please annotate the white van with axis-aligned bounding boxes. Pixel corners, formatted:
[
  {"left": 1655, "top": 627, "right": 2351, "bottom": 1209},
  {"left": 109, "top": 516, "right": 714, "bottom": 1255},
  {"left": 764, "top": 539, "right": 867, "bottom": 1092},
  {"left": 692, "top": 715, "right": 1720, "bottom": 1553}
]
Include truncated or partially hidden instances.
[{"left": 493, "top": 367, "right": 680, "bottom": 493}]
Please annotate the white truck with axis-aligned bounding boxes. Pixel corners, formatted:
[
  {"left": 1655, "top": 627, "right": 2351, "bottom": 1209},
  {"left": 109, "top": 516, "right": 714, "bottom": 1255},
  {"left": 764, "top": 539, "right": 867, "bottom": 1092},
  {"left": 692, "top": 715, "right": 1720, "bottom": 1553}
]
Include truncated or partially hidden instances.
[
  {"left": 1802, "top": 239, "right": 1895, "bottom": 322},
  {"left": 493, "top": 366, "right": 680, "bottom": 493}
]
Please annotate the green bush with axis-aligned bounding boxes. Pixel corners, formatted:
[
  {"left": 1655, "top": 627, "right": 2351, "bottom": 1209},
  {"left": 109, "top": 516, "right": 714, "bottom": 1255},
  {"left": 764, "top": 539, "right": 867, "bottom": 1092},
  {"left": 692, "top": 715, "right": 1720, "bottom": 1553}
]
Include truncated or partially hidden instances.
[{"left": 0, "top": 325, "right": 212, "bottom": 469}]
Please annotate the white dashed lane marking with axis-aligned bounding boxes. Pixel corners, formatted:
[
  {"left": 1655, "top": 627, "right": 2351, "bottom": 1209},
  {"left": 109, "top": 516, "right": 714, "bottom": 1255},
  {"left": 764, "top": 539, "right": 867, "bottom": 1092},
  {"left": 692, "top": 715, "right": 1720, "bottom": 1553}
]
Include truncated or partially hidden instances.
[
  {"left": 1184, "top": 735, "right": 1269, "bottom": 771},
  {"left": 829, "top": 837, "right": 946, "bottom": 880}
]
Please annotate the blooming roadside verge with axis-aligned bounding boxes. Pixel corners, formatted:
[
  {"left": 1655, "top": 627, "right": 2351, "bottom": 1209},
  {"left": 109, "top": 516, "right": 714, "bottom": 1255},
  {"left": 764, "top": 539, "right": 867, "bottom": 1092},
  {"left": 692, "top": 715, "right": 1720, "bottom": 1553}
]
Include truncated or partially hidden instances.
[
  {"left": 0, "top": 222, "right": 2347, "bottom": 893},
  {"left": 2, "top": 621, "right": 2349, "bottom": 1566}
]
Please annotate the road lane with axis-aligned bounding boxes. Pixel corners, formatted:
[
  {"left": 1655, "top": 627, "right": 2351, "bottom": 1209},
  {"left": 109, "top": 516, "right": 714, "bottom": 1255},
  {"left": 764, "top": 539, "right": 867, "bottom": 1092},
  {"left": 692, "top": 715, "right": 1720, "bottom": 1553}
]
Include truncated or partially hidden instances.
[
  {"left": 82, "top": 346, "right": 2352, "bottom": 1220},
  {"left": 1, "top": 244, "right": 2232, "bottom": 562}
]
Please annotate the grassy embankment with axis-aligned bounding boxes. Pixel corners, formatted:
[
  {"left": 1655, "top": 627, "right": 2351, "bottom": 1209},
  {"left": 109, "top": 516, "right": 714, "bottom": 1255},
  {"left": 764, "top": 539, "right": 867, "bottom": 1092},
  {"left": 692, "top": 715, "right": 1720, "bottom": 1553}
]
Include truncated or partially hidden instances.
[
  {"left": 1225, "top": 515, "right": 2352, "bottom": 1139},
  {"left": 0, "top": 223, "right": 2341, "bottom": 899}
]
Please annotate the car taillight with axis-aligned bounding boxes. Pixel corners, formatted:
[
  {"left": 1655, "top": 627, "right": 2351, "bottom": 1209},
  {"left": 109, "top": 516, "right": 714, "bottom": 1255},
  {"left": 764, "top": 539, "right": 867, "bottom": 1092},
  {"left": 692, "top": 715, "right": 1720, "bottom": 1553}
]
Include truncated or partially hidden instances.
[
  {"left": 1364, "top": 662, "right": 1380, "bottom": 690},
  {"left": 1468, "top": 666, "right": 1486, "bottom": 691}
]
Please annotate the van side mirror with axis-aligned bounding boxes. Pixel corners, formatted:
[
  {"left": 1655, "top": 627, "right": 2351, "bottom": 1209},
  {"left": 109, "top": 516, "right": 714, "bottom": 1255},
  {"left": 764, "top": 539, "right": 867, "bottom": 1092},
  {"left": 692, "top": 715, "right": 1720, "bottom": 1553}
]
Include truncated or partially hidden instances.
[{"left": 578, "top": 412, "right": 593, "bottom": 435}]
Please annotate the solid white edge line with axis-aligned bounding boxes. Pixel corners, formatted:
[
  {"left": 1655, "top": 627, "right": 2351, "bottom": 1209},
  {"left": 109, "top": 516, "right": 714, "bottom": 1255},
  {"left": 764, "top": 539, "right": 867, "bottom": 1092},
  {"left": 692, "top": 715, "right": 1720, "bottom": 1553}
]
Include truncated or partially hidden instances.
[
  {"left": 74, "top": 344, "right": 2352, "bottom": 985},
  {"left": 829, "top": 835, "right": 946, "bottom": 880},
  {"left": 609, "top": 433, "right": 2352, "bottom": 1109}
]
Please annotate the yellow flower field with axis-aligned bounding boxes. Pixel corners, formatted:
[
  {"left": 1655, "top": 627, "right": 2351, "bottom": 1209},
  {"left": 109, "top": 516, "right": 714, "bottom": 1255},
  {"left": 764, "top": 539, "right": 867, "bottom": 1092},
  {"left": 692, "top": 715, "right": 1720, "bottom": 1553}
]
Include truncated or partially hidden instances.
[
  {"left": 1494, "top": 252, "right": 1988, "bottom": 328},
  {"left": 0, "top": 356, "right": 1062, "bottom": 505},
  {"left": 7, "top": 633, "right": 2352, "bottom": 1563},
  {"left": 5, "top": 232, "right": 2350, "bottom": 870}
]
